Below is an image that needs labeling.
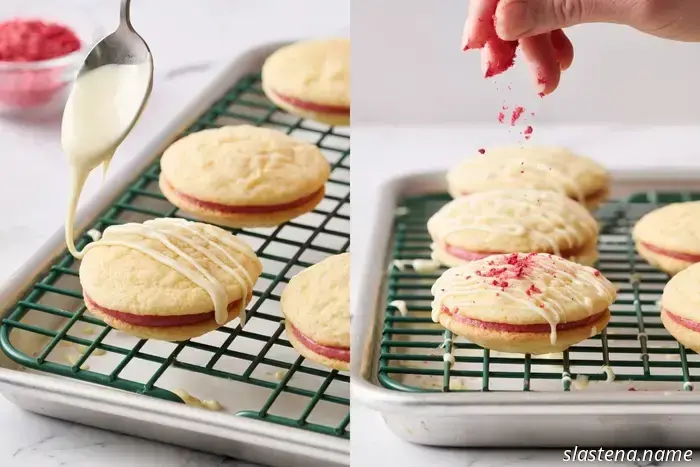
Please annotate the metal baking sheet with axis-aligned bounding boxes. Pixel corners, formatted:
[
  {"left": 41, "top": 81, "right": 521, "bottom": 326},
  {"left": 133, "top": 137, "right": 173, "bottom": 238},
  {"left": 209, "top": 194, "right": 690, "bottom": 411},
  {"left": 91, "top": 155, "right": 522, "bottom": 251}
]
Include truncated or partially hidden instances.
[
  {"left": 351, "top": 170, "right": 700, "bottom": 448},
  {"left": 0, "top": 42, "right": 349, "bottom": 467}
]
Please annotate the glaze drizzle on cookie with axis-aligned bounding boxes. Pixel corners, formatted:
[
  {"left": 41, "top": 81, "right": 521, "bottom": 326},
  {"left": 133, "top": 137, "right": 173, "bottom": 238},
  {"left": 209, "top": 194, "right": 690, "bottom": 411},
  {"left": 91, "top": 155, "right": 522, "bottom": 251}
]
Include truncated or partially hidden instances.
[
  {"left": 431, "top": 190, "right": 598, "bottom": 258},
  {"left": 431, "top": 253, "right": 616, "bottom": 345},
  {"left": 78, "top": 218, "right": 257, "bottom": 326}
]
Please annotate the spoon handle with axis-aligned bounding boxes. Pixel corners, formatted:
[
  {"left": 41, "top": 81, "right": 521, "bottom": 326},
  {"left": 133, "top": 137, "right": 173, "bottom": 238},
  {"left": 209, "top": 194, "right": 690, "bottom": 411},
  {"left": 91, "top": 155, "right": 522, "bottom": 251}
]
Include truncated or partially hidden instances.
[{"left": 120, "top": 0, "right": 132, "bottom": 26}]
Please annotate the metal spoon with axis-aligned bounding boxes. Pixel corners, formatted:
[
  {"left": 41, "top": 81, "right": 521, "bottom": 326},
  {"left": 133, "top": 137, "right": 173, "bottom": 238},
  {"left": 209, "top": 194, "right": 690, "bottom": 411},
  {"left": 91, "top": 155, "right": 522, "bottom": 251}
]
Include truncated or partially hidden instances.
[{"left": 73, "top": 0, "right": 154, "bottom": 175}]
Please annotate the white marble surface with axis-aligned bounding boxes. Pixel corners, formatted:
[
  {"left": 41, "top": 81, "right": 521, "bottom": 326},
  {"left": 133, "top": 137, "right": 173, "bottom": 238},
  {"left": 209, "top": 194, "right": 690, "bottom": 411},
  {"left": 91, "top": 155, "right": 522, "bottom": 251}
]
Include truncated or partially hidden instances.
[
  {"left": 0, "top": 1, "right": 348, "bottom": 466},
  {"left": 350, "top": 124, "right": 700, "bottom": 466}
]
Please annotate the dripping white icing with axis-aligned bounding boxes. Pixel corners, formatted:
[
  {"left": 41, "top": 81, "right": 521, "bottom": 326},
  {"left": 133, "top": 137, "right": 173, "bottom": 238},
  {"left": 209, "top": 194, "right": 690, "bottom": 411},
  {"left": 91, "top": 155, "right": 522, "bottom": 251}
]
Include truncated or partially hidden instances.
[
  {"left": 173, "top": 389, "right": 224, "bottom": 411},
  {"left": 78, "top": 218, "right": 256, "bottom": 326},
  {"left": 389, "top": 300, "right": 408, "bottom": 316},
  {"left": 63, "top": 63, "right": 152, "bottom": 259},
  {"left": 429, "top": 190, "right": 597, "bottom": 258},
  {"left": 443, "top": 352, "right": 455, "bottom": 367},
  {"left": 431, "top": 253, "right": 616, "bottom": 346},
  {"left": 573, "top": 374, "right": 589, "bottom": 390},
  {"left": 561, "top": 372, "right": 572, "bottom": 384},
  {"left": 437, "top": 337, "right": 453, "bottom": 350},
  {"left": 86, "top": 229, "right": 102, "bottom": 241},
  {"left": 392, "top": 260, "right": 408, "bottom": 271},
  {"left": 601, "top": 365, "right": 615, "bottom": 382},
  {"left": 412, "top": 259, "right": 441, "bottom": 273}
]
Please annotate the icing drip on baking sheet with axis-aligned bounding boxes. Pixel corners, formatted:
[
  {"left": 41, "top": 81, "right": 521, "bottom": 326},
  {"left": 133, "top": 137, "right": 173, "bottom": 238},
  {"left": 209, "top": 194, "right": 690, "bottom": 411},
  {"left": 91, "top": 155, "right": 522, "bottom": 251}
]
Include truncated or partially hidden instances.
[
  {"left": 173, "top": 389, "right": 223, "bottom": 411},
  {"left": 389, "top": 300, "right": 408, "bottom": 316},
  {"left": 77, "top": 218, "right": 256, "bottom": 326},
  {"left": 431, "top": 253, "right": 615, "bottom": 345}
]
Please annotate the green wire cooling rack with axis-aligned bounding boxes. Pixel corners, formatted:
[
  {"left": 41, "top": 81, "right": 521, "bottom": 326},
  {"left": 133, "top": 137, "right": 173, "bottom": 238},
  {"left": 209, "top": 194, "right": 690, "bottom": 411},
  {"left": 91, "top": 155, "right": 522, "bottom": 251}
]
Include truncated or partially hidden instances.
[
  {"left": 0, "top": 73, "right": 350, "bottom": 439},
  {"left": 378, "top": 191, "right": 700, "bottom": 394}
]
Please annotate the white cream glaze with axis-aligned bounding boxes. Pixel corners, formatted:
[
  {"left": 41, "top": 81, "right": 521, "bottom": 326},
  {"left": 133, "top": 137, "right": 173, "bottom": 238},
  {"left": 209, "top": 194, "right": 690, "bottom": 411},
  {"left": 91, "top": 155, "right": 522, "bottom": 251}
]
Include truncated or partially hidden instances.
[
  {"left": 86, "top": 229, "right": 102, "bottom": 242},
  {"left": 561, "top": 371, "right": 572, "bottom": 384},
  {"left": 172, "top": 389, "right": 224, "bottom": 411},
  {"left": 573, "top": 374, "right": 589, "bottom": 390},
  {"left": 433, "top": 190, "right": 597, "bottom": 257},
  {"left": 457, "top": 152, "right": 587, "bottom": 202},
  {"left": 79, "top": 218, "right": 256, "bottom": 326},
  {"left": 431, "top": 253, "right": 616, "bottom": 345},
  {"left": 62, "top": 63, "right": 152, "bottom": 259},
  {"left": 443, "top": 352, "right": 455, "bottom": 367},
  {"left": 389, "top": 300, "right": 408, "bottom": 316},
  {"left": 412, "top": 259, "right": 441, "bottom": 273},
  {"left": 601, "top": 364, "right": 615, "bottom": 382}
]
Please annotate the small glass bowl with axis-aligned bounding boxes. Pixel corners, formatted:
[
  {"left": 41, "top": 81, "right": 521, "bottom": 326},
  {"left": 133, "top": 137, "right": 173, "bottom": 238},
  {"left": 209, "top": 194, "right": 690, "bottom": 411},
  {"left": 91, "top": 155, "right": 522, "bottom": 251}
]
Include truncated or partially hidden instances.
[{"left": 0, "top": 0, "right": 103, "bottom": 120}]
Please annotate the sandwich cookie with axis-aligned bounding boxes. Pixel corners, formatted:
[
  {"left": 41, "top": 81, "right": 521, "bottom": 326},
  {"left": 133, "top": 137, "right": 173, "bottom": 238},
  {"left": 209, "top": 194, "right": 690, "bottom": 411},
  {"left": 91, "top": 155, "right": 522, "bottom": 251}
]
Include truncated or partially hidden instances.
[
  {"left": 661, "top": 262, "right": 700, "bottom": 353},
  {"left": 79, "top": 218, "right": 262, "bottom": 341},
  {"left": 159, "top": 125, "right": 330, "bottom": 228},
  {"left": 446, "top": 145, "right": 610, "bottom": 210},
  {"left": 427, "top": 189, "right": 599, "bottom": 267},
  {"left": 633, "top": 201, "right": 700, "bottom": 276},
  {"left": 262, "top": 38, "right": 350, "bottom": 126},
  {"left": 281, "top": 253, "right": 349, "bottom": 371},
  {"left": 431, "top": 253, "right": 616, "bottom": 354}
]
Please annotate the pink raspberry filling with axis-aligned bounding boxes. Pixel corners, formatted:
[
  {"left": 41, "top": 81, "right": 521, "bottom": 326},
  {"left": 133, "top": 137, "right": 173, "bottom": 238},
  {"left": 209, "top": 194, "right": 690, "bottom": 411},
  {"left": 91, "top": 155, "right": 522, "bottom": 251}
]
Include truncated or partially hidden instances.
[
  {"left": 270, "top": 90, "right": 349, "bottom": 114},
  {"left": 440, "top": 305, "right": 607, "bottom": 333},
  {"left": 85, "top": 294, "right": 240, "bottom": 327},
  {"left": 289, "top": 322, "right": 349, "bottom": 362},
  {"left": 640, "top": 242, "right": 700, "bottom": 263},
  {"left": 663, "top": 308, "right": 700, "bottom": 332},
  {"left": 163, "top": 178, "right": 323, "bottom": 214}
]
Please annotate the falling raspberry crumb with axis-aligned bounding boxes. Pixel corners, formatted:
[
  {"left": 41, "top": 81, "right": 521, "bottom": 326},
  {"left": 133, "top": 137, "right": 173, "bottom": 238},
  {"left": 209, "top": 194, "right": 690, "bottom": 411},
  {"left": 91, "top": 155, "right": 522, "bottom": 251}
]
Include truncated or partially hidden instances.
[
  {"left": 498, "top": 112, "right": 505, "bottom": 123},
  {"left": 538, "top": 92, "right": 545, "bottom": 98},
  {"left": 511, "top": 106, "right": 525, "bottom": 126},
  {"left": 593, "top": 270, "right": 601, "bottom": 277},
  {"left": 478, "top": 148, "right": 486, "bottom": 154},
  {"left": 523, "top": 125, "right": 533, "bottom": 140},
  {"left": 502, "top": 105, "right": 508, "bottom": 110}
]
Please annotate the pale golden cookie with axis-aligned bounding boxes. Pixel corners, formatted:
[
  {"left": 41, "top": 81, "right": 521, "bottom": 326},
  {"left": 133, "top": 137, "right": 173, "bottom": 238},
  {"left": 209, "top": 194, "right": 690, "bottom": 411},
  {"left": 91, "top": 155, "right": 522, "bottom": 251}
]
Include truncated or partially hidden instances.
[
  {"left": 633, "top": 202, "right": 700, "bottom": 276},
  {"left": 159, "top": 125, "right": 330, "bottom": 228},
  {"left": 80, "top": 218, "right": 262, "bottom": 341},
  {"left": 661, "top": 262, "right": 700, "bottom": 353},
  {"left": 281, "top": 252, "right": 349, "bottom": 371},
  {"left": 431, "top": 253, "right": 616, "bottom": 354},
  {"left": 427, "top": 189, "right": 599, "bottom": 267},
  {"left": 262, "top": 38, "right": 350, "bottom": 126},
  {"left": 446, "top": 145, "right": 609, "bottom": 210}
]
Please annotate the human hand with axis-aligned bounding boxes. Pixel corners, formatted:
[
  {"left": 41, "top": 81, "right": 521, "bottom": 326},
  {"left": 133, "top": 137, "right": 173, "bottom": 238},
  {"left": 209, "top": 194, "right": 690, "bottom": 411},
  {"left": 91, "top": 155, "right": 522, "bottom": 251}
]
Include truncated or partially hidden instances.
[{"left": 463, "top": 0, "right": 700, "bottom": 95}]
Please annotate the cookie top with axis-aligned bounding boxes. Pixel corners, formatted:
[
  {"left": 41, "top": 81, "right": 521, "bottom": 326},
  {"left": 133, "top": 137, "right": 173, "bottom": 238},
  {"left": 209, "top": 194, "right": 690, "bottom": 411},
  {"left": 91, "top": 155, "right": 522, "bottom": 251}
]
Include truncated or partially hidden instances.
[
  {"left": 446, "top": 145, "right": 609, "bottom": 201},
  {"left": 261, "top": 38, "right": 350, "bottom": 107},
  {"left": 281, "top": 252, "right": 350, "bottom": 348},
  {"left": 160, "top": 125, "right": 330, "bottom": 206},
  {"left": 80, "top": 218, "right": 262, "bottom": 319},
  {"left": 427, "top": 189, "right": 598, "bottom": 255},
  {"left": 662, "top": 262, "right": 700, "bottom": 320},
  {"left": 633, "top": 202, "right": 700, "bottom": 254},
  {"left": 431, "top": 253, "right": 616, "bottom": 326}
]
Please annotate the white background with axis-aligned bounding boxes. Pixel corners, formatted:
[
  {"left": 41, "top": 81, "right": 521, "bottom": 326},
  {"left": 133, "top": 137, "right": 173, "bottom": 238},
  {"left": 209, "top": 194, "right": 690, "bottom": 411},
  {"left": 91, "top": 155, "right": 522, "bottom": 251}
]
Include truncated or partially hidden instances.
[{"left": 351, "top": 0, "right": 700, "bottom": 124}]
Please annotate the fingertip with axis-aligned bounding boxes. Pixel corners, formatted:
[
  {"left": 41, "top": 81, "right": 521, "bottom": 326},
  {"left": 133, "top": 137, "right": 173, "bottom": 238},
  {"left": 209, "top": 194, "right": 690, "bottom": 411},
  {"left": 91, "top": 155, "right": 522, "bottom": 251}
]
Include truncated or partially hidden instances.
[
  {"left": 551, "top": 29, "right": 574, "bottom": 71},
  {"left": 519, "top": 34, "right": 561, "bottom": 95}
]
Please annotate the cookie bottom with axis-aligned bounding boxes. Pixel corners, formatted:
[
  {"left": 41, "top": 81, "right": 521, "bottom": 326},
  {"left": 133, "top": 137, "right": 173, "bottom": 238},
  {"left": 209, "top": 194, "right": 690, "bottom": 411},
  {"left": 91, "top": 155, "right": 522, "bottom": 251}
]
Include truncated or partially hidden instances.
[
  {"left": 160, "top": 177, "right": 326, "bottom": 228},
  {"left": 285, "top": 321, "right": 349, "bottom": 371},
  {"left": 437, "top": 308, "right": 610, "bottom": 355},
  {"left": 263, "top": 83, "right": 349, "bottom": 127},
  {"left": 86, "top": 298, "right": 248, "bottom": 342},
  {"left": 431, "top": 239, "right": 599, "bottom": 268},
  {"left": 661, "top": 309, "right": 700, "bottom": 353},
  {"left": 636, "top": 241, "right": 698, "bottom": 276}
]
